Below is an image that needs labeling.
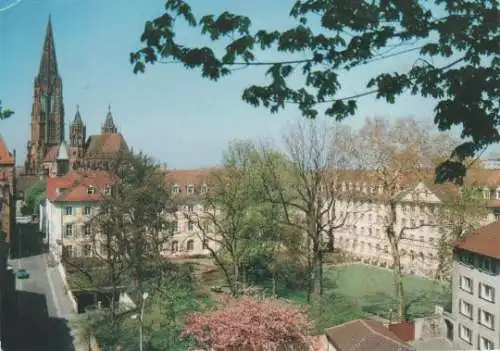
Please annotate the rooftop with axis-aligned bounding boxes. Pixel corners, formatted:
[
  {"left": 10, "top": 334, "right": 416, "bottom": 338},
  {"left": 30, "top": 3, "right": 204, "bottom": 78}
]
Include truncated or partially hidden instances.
[
  {"left": 325, "top": 318, "right": 411, "bottom": 351},
  {"left": 453, "top": 220, "right": 500, "bottom": 259}
]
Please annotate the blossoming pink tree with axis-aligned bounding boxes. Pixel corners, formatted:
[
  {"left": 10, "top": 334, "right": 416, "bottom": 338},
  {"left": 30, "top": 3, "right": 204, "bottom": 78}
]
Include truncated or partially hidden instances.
[{"left": 183, "top": 297, "right": 314, "bottom": 350}]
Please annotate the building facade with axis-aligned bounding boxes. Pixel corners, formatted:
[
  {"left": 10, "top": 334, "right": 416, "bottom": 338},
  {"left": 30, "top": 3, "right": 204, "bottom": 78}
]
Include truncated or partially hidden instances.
[
  {"left": 0, "top": 135, "right": 16, "bottom": 351},
  {"left": 448, "top": 221, "right": 500, "bottom": 351},
  {"left": 40, "top": 170, "right": 115, "bottom": 260},
  {"left": 24, "top": 16, "right": 128, "bottom": 178},
  {"left": 40, "top": 166, "right": 500, "bottom": 280}
]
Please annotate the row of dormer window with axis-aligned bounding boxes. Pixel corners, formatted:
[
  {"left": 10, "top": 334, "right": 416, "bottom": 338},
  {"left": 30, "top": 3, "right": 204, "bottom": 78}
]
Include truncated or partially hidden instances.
[
  {"left": 482, "top": 188, "right": 500, "bottom": 200},
  {"left": 171, "top": 183, "right": 208, "bottom": 195}
]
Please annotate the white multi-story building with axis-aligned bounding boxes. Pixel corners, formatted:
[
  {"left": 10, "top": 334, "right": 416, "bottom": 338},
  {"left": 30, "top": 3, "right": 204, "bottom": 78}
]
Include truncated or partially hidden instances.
[
  {"left": 40, "top": 170, "right": 114, "bottom": 260},
  {"left": 443, "top": 220, "right": 500, "bottom": 350}
]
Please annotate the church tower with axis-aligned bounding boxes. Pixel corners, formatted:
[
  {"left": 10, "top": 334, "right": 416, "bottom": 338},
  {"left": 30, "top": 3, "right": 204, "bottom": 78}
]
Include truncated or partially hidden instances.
[
  {"left": 101, "top": 105, "right": 117, "bottom": 134},
  {"left": 25, "top": 16, "right": 65, "bottom": 175},
  {"left": 69, "top": 105, "right": 86, "bottom": 170}
]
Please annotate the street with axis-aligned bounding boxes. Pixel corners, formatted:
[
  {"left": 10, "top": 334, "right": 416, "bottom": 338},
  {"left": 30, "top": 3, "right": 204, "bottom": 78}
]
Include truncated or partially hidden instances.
[{"left": 4, "top": 223, "right": 77, "bottom": 351}]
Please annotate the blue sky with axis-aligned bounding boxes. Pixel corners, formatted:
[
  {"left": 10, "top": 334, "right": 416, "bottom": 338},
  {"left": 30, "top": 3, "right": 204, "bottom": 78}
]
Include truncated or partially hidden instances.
[{"left": 0, "top": 0, "right": 466, "bottom": 168}]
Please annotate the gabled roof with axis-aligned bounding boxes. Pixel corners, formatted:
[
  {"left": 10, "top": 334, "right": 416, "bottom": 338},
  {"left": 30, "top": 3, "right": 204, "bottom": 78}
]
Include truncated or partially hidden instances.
[
  {"left": 325, "top": 318, "right": 411, "bottom": 351},
  {"left": 0, "top": 135, "right": 14, "bottom": 165},
  {"left": 46, "top": 170, "right": 116, "bottom": 202},
  {"left": 454, "top": 221, "right": 500, "bottom": 259}
]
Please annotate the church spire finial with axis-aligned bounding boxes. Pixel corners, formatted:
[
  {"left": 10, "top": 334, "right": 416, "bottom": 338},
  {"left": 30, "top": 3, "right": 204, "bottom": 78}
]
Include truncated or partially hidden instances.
[{"left": 102, "top": 105, "right": 117, "bottom": 134}]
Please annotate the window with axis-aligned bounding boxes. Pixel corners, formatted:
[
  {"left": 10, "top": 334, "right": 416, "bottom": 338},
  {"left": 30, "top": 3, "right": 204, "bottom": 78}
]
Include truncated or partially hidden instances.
[
  {"left": 187, "top": 204, "right": 194, "bottom": 212},
  {"left": 169, "top": 221, "right": 179, "bottom": 234},
  {"left": 494, "top": 208, "right": 500, "bottom": 221},
  {"left": 65, "top": 224, "right": 73, "bottom": 237},
  {"left": 478, "top": 257, "right": 496, "bottom": 274},
  {"left": 478, "top": 309, "right": 494, "bottom": 330},
  {"left": 459, "top": 324, "right": 472, "bottom": 344},
  {"left": 84, "top": 206, "right": 91, "bottom": 215},
  {"left": 186, "top": 239, "right": 194, "bottom": 251},
  {"left": 459, "top": 252, "right": 474, "bottom": 266},
  {"left": 496, "top": 188, "right": 500, "bottom": 200},
  {"left": 483, "top": 189, "right": 491, "bottom": 200},
  {"left": 459, "top": 299, "right": 473, "bottom": 319},
  {"left": 201, "top": 184, "right": 208, "bottom": 194},
  {"left": 172, "top": 185, "right": 180, "bottom": 194},
  {"left": 84, "top": 224, "right": 91, "bottom": 236},
  {"left": 383, "top": 245, "right": 388, "bottom": 254},
  {"left": 480, "top": 336, "right": 494, "bottom": 350},
  {"left": 104, "top": 186, "right": 112, "bottom": 195},
  {"left": 419, "top": 219, "right": 424, "bottom": 226},
  {"left": 419, "top": 236, "right": 424, "bottom": 242},
  {"left": 65, "top": 206, "right": 73, "bottom": 215},
  {"left": 171, "top": 241, "right": 179, "bottom": 253},
  {"left": 87, "top": 186, "right": 95, "bottom": 195},
  {"left": 460, "top": 276, "right": 473, "bottom": 294},
  {"left": 187, "top": 184, "right": 194, "bottom": 195},
  {"left": 479, "top": 283, "right": 495, "bottom": 303},
  {"left": 188, "top": 220, "right": 194, "bottom": 232},
  {"left": 368, "top": 228, "right": 372, "bottom": 236}
]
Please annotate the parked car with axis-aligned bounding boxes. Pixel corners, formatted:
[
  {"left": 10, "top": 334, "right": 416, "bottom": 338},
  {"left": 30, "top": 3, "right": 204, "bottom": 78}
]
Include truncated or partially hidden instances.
[{"left": 16, "top": 268, "right": 30, "bottom": 279}]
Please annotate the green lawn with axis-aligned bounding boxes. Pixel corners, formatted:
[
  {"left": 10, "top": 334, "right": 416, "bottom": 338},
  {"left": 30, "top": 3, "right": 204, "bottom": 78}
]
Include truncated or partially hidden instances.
[{"left": 269, "top": 263, "right": 451, "bottom": 323}]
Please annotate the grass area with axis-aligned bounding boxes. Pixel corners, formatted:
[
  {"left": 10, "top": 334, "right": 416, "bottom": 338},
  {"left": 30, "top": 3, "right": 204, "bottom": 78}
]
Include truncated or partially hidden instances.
[{"left": 273, "top": 264, "right": 450, "bottom": 322}]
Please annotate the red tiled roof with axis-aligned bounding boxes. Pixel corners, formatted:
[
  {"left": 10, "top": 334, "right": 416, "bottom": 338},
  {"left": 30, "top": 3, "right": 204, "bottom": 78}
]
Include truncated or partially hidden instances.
[
  {"left": 0, "top": 135, "right": 14, "bottom": 165},
  {"left": 47, "top": 170, "right": 116, "bottom": 202},
  {"left": 453, "top": 220, "right": 500, "bottom": 259},
  {"left": 85, "top": 133, "right": 128, "bottom": 156},
  {"left": 43, "top": 145, "right": 59, "bottom": 162},
  {"left": 325, "top": 319, "right": 410, "bottom": 351}
]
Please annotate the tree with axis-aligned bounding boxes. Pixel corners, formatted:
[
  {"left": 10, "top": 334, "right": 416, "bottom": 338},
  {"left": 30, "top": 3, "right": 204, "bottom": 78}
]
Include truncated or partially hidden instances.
[
  {"left": 0, "top": 101, "right": 14, "bottom": 120},
  {"left": 131, "top": 0, "right": 499, "bottom": 184},
  {"left": 346, "top": 116, "right": 456, "bottom": 321},
  {"left": 63, "top": 151, "right": 173, "bottom": 323},
  {"left": 24, "top": 179, "right": 46, "bottom": 215},
  {"left": 183, "top": 296, "right": 314, "bottom": 351},
  {"left": 435, "top": 182, "right": 490, "bottom": 282},
  {"left": 183, "top": 141, "right": 264, "bottom": 296},
  {"left": 259, "top": 120, "right": 359, "bottom": 302}
]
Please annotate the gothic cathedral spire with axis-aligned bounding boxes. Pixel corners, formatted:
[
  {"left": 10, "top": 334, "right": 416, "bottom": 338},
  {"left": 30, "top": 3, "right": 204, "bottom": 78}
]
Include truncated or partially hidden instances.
[
  {"left": 25, "top": 16, "right": 65, "bottom": 176},
  {"left": 37, "top": 14, "right": 59, "bottom": 84}
]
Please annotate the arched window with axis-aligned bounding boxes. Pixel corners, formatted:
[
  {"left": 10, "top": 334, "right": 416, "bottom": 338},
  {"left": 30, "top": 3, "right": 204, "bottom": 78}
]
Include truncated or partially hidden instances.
[{"left": 186, "top": 240, "right": 194, "bottom": 251}]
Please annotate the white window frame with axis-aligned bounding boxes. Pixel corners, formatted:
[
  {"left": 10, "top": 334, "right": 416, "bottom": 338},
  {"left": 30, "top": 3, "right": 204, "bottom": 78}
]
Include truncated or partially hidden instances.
[
  {"left": 172, "top": 185, "right": 180, "bottom": 194},
  {"left": 459, "top": 299, "right": 473, "bottom": 319},
  {"left": 87, "top": 186, "right": 95, "bottom": 195},
  {"left": 187, "top": 184, "right": 194, "bottom": 195},
  {"left": 65, "top": 224, "right": 73, "bottom": 237},
  {"left": 480, "top": 336, "right": 494, "bottom": 350},
  {"left": 65, "top": 206, "right": 73, "bottom": 215},
  {"left": 459, "top": 324, "right": 472, "bottom": 344},
  {"left": 478, "top": 309, "right": 495, "bottom": 330},
  {"left": 460, "top": 276, "right": 473, "bottom": 294},
  {"left": 188, "top": 220, "right": 194, "bottom": 232},
  {"left": 84, "top": 206, "right": 91, "bottom": 215},
  {"left": 479, "top": 283, "right": 495, "bottom": 303}
]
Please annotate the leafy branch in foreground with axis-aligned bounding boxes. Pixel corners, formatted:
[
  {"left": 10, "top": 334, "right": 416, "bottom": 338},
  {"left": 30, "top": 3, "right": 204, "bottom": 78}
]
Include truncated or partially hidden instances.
[
  {"left": 132, "top": 0, "right": 499, "bottom": 184},
  {"left": 0, "top": 100, "right": 14, "bottom": 120}
]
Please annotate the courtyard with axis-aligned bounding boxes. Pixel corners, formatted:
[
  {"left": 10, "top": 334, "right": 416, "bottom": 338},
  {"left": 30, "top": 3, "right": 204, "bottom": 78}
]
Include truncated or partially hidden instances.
[{"left": 270, "top": 263, "right": 451, "bottom": 324}]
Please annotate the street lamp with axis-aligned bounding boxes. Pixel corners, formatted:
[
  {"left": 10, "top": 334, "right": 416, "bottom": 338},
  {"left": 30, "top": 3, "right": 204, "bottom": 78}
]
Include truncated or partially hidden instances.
[{"left": 131, "top": 292, "right": 149, "bottom": 351}]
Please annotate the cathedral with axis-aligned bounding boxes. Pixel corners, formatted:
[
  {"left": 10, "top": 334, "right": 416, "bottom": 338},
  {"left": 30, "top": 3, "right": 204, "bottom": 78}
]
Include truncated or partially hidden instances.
[{"left": 23, "top": 16, "right": 128, "bottom": 178}]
